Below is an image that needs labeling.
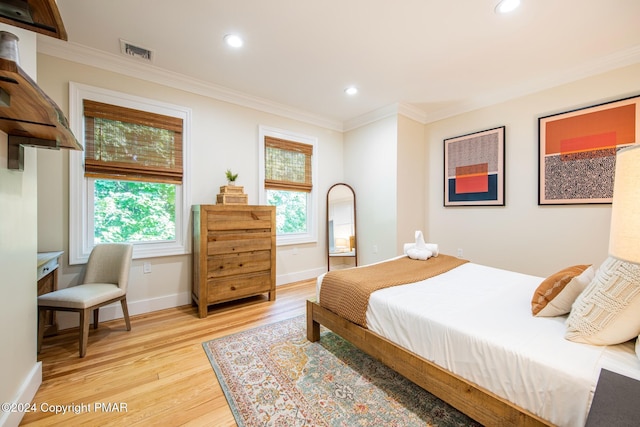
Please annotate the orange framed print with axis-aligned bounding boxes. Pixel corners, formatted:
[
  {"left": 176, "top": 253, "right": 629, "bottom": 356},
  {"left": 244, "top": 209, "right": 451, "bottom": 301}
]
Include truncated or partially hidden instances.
[
  {"left": 444, "top": 126, "right": 505, "bottom": 207},
  {"left": 538, "top": 95, "right": 640, "bottom": 205}
]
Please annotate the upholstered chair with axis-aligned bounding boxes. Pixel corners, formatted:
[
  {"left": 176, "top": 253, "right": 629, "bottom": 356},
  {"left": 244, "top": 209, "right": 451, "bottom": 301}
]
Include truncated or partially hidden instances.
[{"left": 37, "top": 243, "right": 134, "bottom": 357}]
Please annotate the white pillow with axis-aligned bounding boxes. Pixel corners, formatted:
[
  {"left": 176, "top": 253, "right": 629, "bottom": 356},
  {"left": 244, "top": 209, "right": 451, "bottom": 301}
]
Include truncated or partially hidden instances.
[{"left": 566, "top": 257, "right": 640, "bottom": 345}]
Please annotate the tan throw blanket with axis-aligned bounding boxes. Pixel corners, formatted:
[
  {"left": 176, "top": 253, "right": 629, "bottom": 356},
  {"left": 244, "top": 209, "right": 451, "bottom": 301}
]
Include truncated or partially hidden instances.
[{"left": 319, "top": 255, "right": 469, "bottom": 327}]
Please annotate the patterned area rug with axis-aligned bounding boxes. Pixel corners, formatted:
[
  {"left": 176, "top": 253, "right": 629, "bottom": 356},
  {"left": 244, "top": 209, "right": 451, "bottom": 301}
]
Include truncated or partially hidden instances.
[{"left": 203, "top": 315, "right": 482, "bottom": 426}]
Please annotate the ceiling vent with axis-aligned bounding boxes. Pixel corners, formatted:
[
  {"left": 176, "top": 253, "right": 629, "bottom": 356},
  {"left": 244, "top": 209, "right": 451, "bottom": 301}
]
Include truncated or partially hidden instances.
[{"left": 119, "top": 39, "right": 154, "bottom": 62}]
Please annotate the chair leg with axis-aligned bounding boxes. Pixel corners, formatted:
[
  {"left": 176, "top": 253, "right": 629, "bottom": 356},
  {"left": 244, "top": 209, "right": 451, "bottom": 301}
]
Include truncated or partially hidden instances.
[
  {"left": 37, "top": 308, "right": 46, "bottom": 353},
  {"left": 93, "top": 308, "right": 99, "bottom": 330},
  {"left": 120, "top": 298, "right": 132, "bottom": 331},
  {"left": 79, "top": 309, "right": 91, "bottom": 358}
]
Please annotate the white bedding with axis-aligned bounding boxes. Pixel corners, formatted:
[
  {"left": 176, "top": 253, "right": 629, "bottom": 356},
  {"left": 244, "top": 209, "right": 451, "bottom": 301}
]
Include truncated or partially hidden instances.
[{"left": 318, "top": 261, "right": 640, "bottom": 427}]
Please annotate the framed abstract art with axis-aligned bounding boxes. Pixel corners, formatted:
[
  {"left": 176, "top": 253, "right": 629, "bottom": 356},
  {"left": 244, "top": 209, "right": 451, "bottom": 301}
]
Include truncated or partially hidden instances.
[
  {"left": 538, "top": 95, "right": 640, "bottom": 205},
  {"left": 444, "top": 126, "right": 505, "bottom": 207}
]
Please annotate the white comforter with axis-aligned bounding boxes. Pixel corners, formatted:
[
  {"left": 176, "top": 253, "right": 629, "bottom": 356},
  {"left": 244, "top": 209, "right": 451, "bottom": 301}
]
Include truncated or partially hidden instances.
[{"left": 319, "top": 261, "right": 640, "bottom": 427}]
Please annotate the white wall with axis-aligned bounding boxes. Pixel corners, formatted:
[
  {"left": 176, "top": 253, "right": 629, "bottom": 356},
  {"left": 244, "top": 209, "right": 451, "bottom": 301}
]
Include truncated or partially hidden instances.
[
  {"left": 35, "top": 54, "right": 343, "bottom": 328},
  {"left": 425, "top": 63, "right": 640, "bottom": 277},
  {"left": 32, "top": 42, "right": 640, "bottom": 328},
  {"left": 0, "top": 25, "right": 43, "bottom": 427},
  {"left": 342, "top": 114, "right": 426, "bottom": 264},
  {"left": 396, "top": 115, "right": 426, "bottom": 252},
  {"left": 344, "top": 115, "right": 398, "bottom": 265}
]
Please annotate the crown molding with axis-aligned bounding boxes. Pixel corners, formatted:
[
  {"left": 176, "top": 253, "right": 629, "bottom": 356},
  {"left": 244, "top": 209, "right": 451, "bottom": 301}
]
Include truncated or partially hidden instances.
[
  {"left": 345, "top": 44, "right": 640, "bottom": 129},
  {"left": 342, "top": 103, "right": 399, "bottom": 131},
  {"left": 37, "top": 36, "right": 640, "bottom": 134},
  {"left": 397, "top": 103, "right": 429, "bottom": 124},
  {"left": 342, "top": 102, "right": 430, "bottom": 132},
  {"left": 421, "top": 44, "right": 640, "bottom": 124},
  {"left": 36, "top": 36, "right": 345, "bottom": 132}
]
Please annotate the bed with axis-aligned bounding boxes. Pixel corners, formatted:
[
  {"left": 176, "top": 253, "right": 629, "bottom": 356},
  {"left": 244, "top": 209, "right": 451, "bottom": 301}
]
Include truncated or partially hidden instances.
[{"left": 306, "top": 255, "right": 640, "bottom": 427}]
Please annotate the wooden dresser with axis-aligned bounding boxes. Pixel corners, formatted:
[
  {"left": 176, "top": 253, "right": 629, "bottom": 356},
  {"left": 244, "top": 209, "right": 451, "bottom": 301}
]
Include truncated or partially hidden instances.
[{"left": 192, "top": 204, "right": 276, "bottom": 318}]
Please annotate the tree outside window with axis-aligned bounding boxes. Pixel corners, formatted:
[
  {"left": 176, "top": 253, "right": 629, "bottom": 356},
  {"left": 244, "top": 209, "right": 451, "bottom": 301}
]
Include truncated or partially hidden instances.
[
  {"left": 93, "top": 180, "right": 176, "bottom": 243},
  {"left": 259, "top": 126, "right": 317, "bottom": 245},
  {"left": 267, "top": 189, "right": 307, "bottom": 234},
  {"left": 84, "top": 100, "right": 183, "bottom": 245}
]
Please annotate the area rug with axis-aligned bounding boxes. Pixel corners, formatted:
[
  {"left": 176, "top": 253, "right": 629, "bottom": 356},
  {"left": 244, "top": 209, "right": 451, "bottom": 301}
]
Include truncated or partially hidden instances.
[{"left": 202, "top": 315, "right": 481, "bottom": 426}]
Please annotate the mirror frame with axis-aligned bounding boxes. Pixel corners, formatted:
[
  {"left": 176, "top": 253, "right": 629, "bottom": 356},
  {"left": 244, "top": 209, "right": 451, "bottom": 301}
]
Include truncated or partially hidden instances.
[{"left": 327, "top": 183, "right": 357, "bottom": 271}]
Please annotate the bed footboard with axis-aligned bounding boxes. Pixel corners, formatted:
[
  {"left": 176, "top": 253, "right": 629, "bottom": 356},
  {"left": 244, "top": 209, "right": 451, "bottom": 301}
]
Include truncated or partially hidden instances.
[{"left": 306, "top": 299, "right": 551, "bottom": 427}]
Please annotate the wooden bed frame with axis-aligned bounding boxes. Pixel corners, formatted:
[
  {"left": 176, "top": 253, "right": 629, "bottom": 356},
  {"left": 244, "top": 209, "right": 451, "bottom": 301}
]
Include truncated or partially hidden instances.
[{"left": 306, "top": 299, "right": 552, "bottom": 427}]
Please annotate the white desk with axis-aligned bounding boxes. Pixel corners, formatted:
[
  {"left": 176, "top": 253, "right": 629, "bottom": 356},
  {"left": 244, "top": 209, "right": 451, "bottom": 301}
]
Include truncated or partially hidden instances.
[{"left": 37, "top": 251, "right": 63, "bottom": 336}]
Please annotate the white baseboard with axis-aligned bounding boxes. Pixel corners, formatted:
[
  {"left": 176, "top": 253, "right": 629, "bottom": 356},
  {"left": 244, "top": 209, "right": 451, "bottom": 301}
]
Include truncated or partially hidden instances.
[
  {"left": 0, "top": 362, "right": 42, "bottom": 427},
  {"left": 276, "top": 267, "right": 325, "bottom": 286},
  {"left": 99, "top": 291, "right": 192, "bottom": 321},
  {"left": 56, "top": 291, "right": 192, "bottom": 330},
  {"left": 55, "top": 268, "right": 325, "bottom": 330}
]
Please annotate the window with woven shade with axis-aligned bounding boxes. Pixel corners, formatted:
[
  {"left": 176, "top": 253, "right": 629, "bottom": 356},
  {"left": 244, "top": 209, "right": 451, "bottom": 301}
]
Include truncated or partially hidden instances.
[
  {"left": 83, "top": 100, "right": 183, "bottom": 185},
  {"left": 259, "top": 126, "right": 318, "bottom": 246},
  {"left": 264, "top": 136, "right": 313, "bottom": 192},
  {"left": 69, "top": 83, "right": 191, "bottom": 264}
]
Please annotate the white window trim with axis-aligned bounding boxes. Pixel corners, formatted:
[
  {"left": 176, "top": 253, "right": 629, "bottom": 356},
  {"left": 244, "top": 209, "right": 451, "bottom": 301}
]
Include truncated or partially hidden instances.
[
  {"left": 258, "top": 125, "right": 318, "bottom": 246},
  {"left": 69, "top": 82, "right": 192, "bottom": 264}
]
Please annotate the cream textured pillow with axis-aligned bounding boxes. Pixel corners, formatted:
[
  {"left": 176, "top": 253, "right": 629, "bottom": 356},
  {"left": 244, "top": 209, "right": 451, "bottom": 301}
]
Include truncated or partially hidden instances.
[
  {"left": 531, "top": 265, "right": 592, "bottom": 316},
  {"left": 566, "top": 257, "right": 640, "bottom": 345}
]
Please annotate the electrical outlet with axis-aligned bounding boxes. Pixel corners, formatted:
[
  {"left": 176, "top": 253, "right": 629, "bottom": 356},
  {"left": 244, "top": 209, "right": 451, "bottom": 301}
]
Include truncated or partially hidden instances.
[
  {"left": 373, "top": 244, "right": 378, "bottom": 254},
  {"left": 143, "top": 262, "right": 151, "bottom": 274},
  {"left": 457, "top": 248, "right": 463, "bottom": 258}
]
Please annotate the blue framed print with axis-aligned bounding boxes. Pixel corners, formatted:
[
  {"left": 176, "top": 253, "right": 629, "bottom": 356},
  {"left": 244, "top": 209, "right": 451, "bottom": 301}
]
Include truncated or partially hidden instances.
[{"left": 444, "top": 126, "right": 505, "bottom": 207}]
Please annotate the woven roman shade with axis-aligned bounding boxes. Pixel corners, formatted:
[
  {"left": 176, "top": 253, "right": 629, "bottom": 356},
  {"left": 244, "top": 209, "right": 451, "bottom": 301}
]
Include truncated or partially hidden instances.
[
  {"left": 83, "top": 100, "right": 183, "bottom": 184},
  {"left": 264, "top": 136, "right": 313, "bottom": 192}
]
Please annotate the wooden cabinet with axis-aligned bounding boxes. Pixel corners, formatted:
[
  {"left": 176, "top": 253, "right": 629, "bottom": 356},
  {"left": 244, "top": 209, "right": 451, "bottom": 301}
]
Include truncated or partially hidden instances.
[
  {"left": 0, "top": 1, "right": 81, "bottom": 170},
  {"left": 192, "top": 205, "right": 276, "bottom": 318},
  {"left": 0, "top": 57, "right": 82, "bottom": 170},
  {"left": 0, "top": 0, "right": 68, "bottom": 40}
]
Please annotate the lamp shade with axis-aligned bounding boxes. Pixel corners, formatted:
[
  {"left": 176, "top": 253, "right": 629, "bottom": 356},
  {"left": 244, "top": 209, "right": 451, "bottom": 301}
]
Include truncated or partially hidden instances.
[
  {"left": 335, "top": 237, "right": 348, "bottom": 249},
  {"left": 609, "top": 145, "right": 640, "bottom": 263}
]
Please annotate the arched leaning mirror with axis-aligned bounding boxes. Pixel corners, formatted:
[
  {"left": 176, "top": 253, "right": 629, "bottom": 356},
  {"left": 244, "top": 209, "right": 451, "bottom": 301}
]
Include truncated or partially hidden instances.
[{"left": 327, "top": 183, "right": 357, "bottom": 271}]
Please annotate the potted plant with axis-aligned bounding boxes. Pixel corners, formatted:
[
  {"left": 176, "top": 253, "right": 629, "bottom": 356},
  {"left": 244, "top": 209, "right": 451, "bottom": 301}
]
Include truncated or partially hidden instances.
[{"left": 225, "top": 169, "right": 238, "bottom": 186}]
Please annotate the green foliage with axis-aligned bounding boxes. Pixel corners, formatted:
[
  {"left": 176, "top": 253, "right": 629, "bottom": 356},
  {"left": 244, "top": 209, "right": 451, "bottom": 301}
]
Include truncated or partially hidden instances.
[
  {"left": 267, "top": 190, "right": 307, "bottom": 234},
  {"left": 225, "top": 169, "right": 238, "bottom": 182},
  {"left": 94, "top": 179, "right": 176, "bottom": 243}
]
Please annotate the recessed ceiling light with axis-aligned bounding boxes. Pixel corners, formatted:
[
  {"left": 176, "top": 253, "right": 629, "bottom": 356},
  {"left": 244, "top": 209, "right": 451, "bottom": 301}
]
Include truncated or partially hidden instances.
[
  {"left": 495, "top": 0, "right": 520, "bottom": 14},
  {"left": 224, "top": 34, "right": 244, "bottom": 48},
  {"left": 344, "top": 86, "right": 358, "bottom": 96}
]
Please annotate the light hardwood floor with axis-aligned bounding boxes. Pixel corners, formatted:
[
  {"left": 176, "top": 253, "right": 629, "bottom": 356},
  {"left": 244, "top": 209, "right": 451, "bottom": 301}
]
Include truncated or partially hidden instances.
[{"left": 21, "top": 279, "right": 316, "bottom": 426}]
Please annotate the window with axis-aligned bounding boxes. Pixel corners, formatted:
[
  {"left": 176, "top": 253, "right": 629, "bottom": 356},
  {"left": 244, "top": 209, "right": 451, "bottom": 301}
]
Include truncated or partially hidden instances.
[
  {"left": 69, "top": 83, "right": 191, "bottom": 264},
  {"left": 259, "top": 126, "right": 317, "bottom": 245}
]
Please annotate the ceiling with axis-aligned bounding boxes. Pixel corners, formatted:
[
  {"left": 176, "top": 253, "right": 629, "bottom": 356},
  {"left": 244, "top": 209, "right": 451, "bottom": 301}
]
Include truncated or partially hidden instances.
[{"left": 47, "top": 0, "right": 640, "bottom": 129}]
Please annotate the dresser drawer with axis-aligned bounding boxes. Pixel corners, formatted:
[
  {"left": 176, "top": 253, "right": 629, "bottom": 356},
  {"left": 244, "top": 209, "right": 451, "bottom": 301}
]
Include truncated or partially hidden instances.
[
  {"left": 207, "top": 250, "right": 272, "bottom": 279},
  {"left": 207, "top": 231, "right": 272, "bottom": 255},
  {"left": 207, "top": 272, "right": 272, "bottom": 303}
]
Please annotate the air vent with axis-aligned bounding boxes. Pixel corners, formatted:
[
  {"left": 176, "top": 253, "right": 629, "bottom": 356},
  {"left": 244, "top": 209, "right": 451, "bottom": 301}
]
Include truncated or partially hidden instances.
[{"left": 119, "top": 39, "right": 154, "bottom": 62}]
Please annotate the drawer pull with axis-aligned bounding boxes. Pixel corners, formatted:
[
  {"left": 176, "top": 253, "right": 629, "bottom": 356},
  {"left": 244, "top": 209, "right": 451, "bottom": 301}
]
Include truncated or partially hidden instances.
[{"left": 230, "top": 286, "right": 236, "bottom": 291}]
